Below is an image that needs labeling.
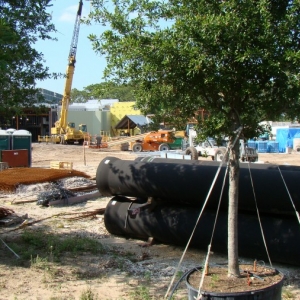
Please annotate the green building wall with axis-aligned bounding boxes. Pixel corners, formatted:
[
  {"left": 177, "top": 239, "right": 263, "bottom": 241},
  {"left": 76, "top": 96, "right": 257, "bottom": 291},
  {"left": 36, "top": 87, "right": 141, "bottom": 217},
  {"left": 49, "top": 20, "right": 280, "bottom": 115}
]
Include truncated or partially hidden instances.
[{"left": 67, "top": 110, "right": 111, "bottom": 137}]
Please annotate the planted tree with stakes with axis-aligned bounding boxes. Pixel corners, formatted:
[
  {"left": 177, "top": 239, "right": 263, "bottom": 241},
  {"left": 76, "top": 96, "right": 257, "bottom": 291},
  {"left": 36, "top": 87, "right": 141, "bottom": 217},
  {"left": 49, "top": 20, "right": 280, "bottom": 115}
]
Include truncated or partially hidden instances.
[{"left": 85, "top": 0, "right": 300, "bottom": 278}]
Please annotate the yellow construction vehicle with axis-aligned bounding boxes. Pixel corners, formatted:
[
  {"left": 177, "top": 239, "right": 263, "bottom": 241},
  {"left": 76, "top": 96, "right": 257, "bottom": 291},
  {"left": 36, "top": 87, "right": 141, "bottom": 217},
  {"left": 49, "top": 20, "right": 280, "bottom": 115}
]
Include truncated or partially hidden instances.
[{"left": 51, "top": 0, "right": 87, "bottom": 145}]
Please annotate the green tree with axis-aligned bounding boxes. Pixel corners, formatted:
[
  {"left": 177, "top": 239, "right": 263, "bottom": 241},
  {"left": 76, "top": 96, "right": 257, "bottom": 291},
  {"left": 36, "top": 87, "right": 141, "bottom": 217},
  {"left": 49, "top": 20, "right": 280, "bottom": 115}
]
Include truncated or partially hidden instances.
[
  {"left": 71, "top": 82, "right": 136, "bottom": 102},
  {"left": 71, "top": 88, "right": 90, "bottom": 103},
  {"left": 86, "top": 0, "right": 300, "bottom": 279},
  {"left": 0, "top": 0, "right": 56, "bottom": 118}
]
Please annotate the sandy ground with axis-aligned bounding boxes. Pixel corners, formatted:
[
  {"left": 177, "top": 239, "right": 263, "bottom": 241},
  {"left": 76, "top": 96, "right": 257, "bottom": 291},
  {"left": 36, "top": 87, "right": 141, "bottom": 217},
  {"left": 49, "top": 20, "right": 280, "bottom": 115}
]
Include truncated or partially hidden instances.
[{"left": 0, "top": 143, "right": 299, "bottom": 300}]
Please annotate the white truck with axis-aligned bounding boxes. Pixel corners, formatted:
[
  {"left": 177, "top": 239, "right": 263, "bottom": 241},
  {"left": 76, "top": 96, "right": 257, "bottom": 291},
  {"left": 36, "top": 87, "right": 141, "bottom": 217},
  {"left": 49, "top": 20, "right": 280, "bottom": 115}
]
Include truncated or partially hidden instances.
[{"left": 184, "top": 126, "right": 258, "bottom": 162}]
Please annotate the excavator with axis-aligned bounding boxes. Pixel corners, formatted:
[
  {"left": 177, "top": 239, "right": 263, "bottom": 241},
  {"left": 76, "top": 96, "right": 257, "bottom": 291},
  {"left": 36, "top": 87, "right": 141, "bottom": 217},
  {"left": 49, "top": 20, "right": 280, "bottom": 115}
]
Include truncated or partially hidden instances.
[{"left": 51, "top": 0, "right": 87, "bottom": 145}]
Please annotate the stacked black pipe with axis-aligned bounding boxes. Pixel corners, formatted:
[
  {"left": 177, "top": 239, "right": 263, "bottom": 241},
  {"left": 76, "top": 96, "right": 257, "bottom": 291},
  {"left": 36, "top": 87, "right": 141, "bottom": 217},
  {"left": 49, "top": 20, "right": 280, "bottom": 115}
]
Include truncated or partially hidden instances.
[{"left": 96, "top": 156, "right": 300, "bottom": 266}]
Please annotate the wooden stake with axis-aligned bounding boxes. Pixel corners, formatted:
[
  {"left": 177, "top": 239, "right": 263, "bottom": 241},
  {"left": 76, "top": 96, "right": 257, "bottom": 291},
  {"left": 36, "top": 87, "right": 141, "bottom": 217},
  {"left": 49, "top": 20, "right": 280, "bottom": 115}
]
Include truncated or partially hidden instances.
[
  {"left": 205, "top": 264, "right": 209, "bottom": 275},
  {"left": 83, "top": 142, "right": 86, "bottom": 166}
]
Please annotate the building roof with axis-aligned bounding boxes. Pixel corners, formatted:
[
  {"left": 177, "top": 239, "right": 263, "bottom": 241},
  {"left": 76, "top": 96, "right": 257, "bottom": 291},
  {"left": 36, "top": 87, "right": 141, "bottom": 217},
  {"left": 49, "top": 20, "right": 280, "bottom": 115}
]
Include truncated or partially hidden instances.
[
  {"left": 115, "top": 115, "right": 153, "bottom": 129},
  {"left": 62, "top": 99, "right": 119, "bottom": 111}
]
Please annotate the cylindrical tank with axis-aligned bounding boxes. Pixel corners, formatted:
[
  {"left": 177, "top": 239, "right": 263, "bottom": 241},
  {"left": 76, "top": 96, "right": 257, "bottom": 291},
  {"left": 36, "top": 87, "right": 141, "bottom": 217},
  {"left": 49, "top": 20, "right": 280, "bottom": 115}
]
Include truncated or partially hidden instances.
[
  {"left": 96, "top": 156, "right": 300, "bottom": 215},
  {"left": 293, "top": 138, "right": 300, "bottom": 152}
]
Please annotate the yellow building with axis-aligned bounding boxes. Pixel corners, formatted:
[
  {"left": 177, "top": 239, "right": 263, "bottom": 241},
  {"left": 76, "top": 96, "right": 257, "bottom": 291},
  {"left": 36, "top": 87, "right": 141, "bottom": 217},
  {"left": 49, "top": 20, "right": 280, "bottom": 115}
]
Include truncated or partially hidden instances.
[{"left": 110, "top": 101, "right": 141, "bottom": 136}]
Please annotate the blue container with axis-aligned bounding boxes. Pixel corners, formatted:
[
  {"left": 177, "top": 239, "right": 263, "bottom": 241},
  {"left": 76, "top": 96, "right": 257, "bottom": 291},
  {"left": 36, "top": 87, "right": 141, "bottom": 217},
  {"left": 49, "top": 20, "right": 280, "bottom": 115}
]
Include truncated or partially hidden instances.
[
  {"left": 276, "top": 128, "right": 300, "bottom": 152},
  {"left": 257, "top": 141, "right": 268, "bottom": 153},
  {"left": 247, "top": 140, "right": 257, "bottom": 149},
  {"left": 267, "top": 141, "right": 279, "bottom": 153}
]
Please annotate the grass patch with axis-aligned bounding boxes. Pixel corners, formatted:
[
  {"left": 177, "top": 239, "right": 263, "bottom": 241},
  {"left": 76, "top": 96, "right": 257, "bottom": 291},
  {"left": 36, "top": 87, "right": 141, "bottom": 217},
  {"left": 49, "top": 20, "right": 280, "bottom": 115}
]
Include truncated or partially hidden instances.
[
  {"left": 80, "top": 287, "right": 99, "bottom": 300},
  {"left": 282, "top": 288, "right": 296, "bottom": 299},
  {"left": 9, "top": 229, "right": 107, "bottom": 261},
  {"left": 129, "top": 286, "right": 152, "bottom": 300}
]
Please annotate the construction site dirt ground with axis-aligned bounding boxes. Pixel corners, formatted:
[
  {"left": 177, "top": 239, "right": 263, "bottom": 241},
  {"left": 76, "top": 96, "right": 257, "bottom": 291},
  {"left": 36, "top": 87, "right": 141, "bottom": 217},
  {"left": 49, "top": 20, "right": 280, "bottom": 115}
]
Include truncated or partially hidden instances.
[{"left": 0, "top": 143, "right": 300, "bottom": 300}]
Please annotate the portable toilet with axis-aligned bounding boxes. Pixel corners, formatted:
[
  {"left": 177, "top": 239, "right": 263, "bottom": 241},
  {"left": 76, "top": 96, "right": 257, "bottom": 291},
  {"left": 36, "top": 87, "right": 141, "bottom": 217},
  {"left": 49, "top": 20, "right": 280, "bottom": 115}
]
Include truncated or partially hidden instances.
[
  {"left": 0, "top": 130, "right": 11, "bottom": 151},
  {"left": 0, "top": 130, "right": 11, "bottom": 164},
  {"left": 12, "top": 130, "right": 32, "bottom": 166},
  {"left": 6, "top": 128, "right": 16, "bottom": 134}
]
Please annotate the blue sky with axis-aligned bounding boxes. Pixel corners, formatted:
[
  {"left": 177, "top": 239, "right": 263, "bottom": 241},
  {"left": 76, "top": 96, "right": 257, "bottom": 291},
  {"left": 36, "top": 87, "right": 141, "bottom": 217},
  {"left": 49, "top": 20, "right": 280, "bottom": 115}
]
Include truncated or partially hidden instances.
[{"left": 35, "top": 0, "right": 106, "bottom": 93}]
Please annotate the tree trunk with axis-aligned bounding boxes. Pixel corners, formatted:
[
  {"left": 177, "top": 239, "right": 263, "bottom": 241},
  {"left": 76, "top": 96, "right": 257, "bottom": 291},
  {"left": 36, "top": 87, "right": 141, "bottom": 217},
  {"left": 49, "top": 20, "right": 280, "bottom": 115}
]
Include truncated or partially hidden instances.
[{"left": 227, "top": 136, "right": 241, "bottom": 277}]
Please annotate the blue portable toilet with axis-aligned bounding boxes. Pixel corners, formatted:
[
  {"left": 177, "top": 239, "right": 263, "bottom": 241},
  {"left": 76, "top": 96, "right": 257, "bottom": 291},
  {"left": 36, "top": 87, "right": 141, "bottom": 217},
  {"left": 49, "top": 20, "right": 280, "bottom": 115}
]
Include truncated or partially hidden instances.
[{"left": 12, "top": 130, "right": 32, "bottom": 166}]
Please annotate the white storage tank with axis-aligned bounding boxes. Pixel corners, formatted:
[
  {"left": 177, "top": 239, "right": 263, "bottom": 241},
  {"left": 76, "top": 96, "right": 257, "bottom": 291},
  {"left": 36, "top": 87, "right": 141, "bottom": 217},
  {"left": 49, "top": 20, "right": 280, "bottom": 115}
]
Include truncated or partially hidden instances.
[{"left": 293, "top": 138, "right": 300, "bottom": 152}]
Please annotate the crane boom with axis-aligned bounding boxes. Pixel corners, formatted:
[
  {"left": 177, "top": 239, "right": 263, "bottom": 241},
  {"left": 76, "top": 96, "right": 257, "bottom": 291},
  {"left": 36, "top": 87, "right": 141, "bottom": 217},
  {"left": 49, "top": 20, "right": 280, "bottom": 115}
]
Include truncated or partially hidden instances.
[
  {"left": 51, "top": 0, "right": 87, "bottom": 145},
  {"left": 69, "top": 0, "right": 83, "bottom": 60},
  {"left": 59, "top": 0, "right": 83, "bottom": 131}
]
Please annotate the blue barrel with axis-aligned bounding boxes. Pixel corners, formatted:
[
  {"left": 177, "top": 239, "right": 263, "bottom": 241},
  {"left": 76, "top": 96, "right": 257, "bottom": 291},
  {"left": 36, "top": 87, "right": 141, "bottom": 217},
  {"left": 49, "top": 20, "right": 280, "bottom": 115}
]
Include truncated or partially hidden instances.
[
  {"left": 257, "top": 141, "right": 268, "bottom": 153},
  {"left": 247, "top": 140, "right": 257, "bottom": 149}
]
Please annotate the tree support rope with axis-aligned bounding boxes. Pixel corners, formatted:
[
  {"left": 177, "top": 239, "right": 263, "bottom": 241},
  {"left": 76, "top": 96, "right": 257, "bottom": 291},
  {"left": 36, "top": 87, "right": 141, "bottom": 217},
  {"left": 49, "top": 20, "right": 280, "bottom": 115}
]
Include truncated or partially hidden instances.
[
  {"left": 247, "top": 163, "right": 273, "bottom": 268},
  {"left": 164, "top": 153, "right": 228, "bottom": 299},
  {"left": 277, "top": 166, "right": 300, "bottom": 225}
]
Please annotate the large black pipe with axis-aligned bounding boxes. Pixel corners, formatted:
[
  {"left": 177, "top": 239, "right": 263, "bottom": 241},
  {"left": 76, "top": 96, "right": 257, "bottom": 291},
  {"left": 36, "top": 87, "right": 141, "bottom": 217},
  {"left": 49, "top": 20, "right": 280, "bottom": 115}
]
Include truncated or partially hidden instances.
[
  {"left": 96, "top": 156, "right": 300, "bottom": 215},
  {"left": 104, "top": 196, "right": 300, "bottom": 266}
]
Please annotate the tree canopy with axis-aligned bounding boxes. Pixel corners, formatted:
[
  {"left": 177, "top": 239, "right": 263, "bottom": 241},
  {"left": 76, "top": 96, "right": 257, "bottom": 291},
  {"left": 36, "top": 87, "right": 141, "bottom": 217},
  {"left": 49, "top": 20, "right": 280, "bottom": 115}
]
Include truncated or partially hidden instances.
[
  {"left": 86, "top": 0, "right": 300, "bottom": 279},
  {"left": 0, "top": 0, "right": 56, "bottom": 116},
  {"left": 71, "top": 82, "right": 136, "bottom": 102},
  {"left": 86, "top": 0, "right": 300, "bottom": 138}
]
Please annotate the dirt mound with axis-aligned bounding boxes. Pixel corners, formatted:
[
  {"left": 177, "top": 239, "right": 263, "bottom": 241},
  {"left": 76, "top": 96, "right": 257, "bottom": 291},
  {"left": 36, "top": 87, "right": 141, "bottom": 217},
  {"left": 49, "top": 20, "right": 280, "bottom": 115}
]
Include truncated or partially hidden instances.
[{"left": 0, "top": 168, "right": 90, "bottom": 192}]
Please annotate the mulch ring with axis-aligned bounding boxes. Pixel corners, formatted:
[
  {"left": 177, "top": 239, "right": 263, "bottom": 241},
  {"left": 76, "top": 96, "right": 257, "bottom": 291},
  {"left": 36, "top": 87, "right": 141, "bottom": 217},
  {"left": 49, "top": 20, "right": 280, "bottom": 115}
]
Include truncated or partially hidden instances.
[{"left": 0, "top": 168, "right": 91, "bottom": 193}]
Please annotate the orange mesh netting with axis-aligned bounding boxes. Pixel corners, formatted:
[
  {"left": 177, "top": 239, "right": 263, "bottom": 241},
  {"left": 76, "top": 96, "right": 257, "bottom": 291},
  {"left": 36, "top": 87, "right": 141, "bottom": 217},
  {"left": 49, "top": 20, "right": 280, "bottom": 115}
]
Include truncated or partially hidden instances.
[{"left": 0, "top": 168, "right": 91, "bottom": 193}]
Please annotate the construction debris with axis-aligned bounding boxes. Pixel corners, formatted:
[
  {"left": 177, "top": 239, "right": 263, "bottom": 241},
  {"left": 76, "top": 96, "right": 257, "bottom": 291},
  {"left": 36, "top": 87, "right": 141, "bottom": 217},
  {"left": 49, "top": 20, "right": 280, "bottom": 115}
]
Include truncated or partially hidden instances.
[
  {"left": 3, "top": 209, "right": 105, "bottom": 233},
  {"left": 50, "top": 161, "right": 73, "bottom": 170},
  {"left": 0, "top": 215, "right": 25, "bottom": 226},
  {"left": 0, "top": 168, "right": 91, "bottom": 192},
  {"left": 0, "top": 207, "right": 27, "bottom": 226},
  {"left": 62, "top": 208, "right": 105, "bottom": 220},
  {"left": 0, "top": 206, "right": 14, "bottom": 218},
  {"left": 67, "top": 184, "right": 97, "bottom": 193},
  {"left": 48, "top": 191, "right": 101, "bottom": 206},
  {"left": 36, "top": 184, "right": 76, "bottom": 206}
]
